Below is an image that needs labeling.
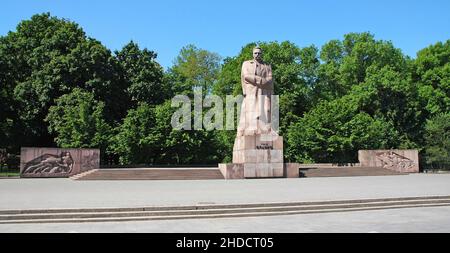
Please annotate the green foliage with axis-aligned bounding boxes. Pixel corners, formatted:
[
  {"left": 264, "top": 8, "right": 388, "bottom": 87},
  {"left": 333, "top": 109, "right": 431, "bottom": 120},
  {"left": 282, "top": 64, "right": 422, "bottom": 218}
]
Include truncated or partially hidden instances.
[
  {"left": 413, "top": 40, "right": 450, "bottom": 116},
  {"left": 315, "top": 32, "right": 407, "bottom": 101},
  {"left": 214, "top": 41, "right": 314, "bottom": 99},
  {"left": 115, "top": 41, "right": 167, "bottom": 105},
  {"left": 168, "top": 44, "right": 222, "bottom": 95},
  {"left": 213, "top": 43, "right": 255, "bottom": 97},
  {"left": 286, "top": 95, "right": 399, "bottom": 163},
  {"left": 283, "top": 33, "right": 433, "bottom": 163},
  {"left": 0, "top": 36, "right": 18, "bottom": 150},
  {"left": 0, "top": 13, "right": 126, "bottom": 150},
  {"left": 46, "top": 88, "right": 112, "bottom": 152},
  {"left": 424, "top": 113, "right": 450, "bottom": 167},
  {"left": 151, "top": 101, "right": 225, "bottom": 164},
  {"left": 110, "top": 101, "right": 225, "bottom": 165},
  {"left": 361, "top": 66, "right": 423, "bottom": 145},
  {"left": 262, "top": 42, "right": 318, "bottom": 131},
  {"left": 1, "top": 13, "right": 449, "bottom": 166},
  {"left": 108, "top": 102, "right": 158, "bottom": 164}
]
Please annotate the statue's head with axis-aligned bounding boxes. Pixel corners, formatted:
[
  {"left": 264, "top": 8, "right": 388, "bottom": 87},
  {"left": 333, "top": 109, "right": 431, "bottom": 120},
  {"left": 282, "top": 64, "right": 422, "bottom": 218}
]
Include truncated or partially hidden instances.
[{"left": 253, "top": 46, "right": 263, "bottom": 62}]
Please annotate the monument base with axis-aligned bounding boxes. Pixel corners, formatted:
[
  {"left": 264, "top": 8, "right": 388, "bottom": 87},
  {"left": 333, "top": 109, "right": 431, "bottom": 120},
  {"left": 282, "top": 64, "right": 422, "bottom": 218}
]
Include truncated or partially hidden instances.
[
  {"left": 230, "top": 134, "right": 288, "bottom": 179},
  {"left": 219, "top": 163, "right": 300, "bottom": 179}
]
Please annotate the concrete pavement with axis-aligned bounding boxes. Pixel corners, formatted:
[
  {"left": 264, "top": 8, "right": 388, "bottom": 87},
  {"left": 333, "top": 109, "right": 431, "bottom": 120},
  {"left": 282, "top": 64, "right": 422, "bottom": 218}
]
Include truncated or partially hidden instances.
[
  {"left": 1, "top": 174, "right": 450, "bottom": 232},
  {"left": 1, "top": 174, "right": 450, "bottom": 210}
]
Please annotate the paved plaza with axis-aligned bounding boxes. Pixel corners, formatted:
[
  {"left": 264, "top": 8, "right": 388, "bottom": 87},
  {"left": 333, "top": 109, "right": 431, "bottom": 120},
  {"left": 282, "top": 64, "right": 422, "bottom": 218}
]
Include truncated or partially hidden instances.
[
  {"left": 1, "top": 174, "right": 450, "bottom": 210},
  {"left": 1, "top": 174, "right": 450, "bottom": 232},
  {"left": 2, "top": 205, "right": 450, "bottom": 233}
]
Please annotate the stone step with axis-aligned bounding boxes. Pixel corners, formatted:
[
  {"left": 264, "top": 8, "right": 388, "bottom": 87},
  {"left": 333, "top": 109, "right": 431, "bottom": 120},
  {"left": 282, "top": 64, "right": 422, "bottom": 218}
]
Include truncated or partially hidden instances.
[
  {"left": 3, "top": 195, "right": 449, "bottom": 215},
  {"left": 300, "top": 167, "right": 407, "bottom": 178},
  {"left": 76, "top": 167, "right": 407, "bottom": 180},
  {"left": 2, "top": 199, "right": 450, "bottom": 221},
  {"left": 75, "top": 168, "right": 225, "bottom": 180},
  {"left": 1, "top": 196, "right": 449, "bottom": 224}
]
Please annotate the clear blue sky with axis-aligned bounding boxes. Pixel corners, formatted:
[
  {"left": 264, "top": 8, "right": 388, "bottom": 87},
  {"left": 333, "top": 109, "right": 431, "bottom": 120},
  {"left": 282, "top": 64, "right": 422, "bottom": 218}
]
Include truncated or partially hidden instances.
[{"left": 1, "top": 0, "right": 449, "bottom": 69}]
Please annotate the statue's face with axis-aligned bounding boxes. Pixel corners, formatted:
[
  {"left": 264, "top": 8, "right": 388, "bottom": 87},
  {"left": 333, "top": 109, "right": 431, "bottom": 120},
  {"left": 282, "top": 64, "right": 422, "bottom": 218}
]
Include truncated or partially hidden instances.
[{"left": 253, "top": 48, "right": 262, "bottom": 61}]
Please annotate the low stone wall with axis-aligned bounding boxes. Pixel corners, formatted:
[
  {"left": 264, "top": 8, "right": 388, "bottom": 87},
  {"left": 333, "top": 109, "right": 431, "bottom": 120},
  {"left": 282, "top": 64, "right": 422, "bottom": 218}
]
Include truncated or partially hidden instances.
[
  {"left": 298, "top": 163, "right": 360, "bottom": 168},
  {"left": 358, "top": 150, "right": 419, "bottom": 173},
  {"left": 20, "top": 147, "right": 100, "bottom": 178}
]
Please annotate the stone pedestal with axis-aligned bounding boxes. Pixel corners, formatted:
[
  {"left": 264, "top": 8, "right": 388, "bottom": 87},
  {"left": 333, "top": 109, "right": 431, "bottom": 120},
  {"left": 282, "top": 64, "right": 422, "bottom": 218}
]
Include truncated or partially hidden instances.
[
  {"left": 232, "top": 134, "right": 284, "bottom": 178},
  {"left": 219, "top": 162, "right": 300, "bottom": 179},
  {"left": 219, "top": 133, "right": 301, "bottom": 179},
  {"left": 219, "top": 134, "right": 300, "bottom": 179}
]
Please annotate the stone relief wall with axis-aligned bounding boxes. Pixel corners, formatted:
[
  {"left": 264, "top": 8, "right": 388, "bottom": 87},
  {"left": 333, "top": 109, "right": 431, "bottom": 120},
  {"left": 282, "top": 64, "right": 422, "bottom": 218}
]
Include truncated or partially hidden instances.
[
  {"left": 358, "top": 150, "right": 419, "bottom": 173},
  {"left": 20, "top": 147, "right": 100, "bottom": 178}
]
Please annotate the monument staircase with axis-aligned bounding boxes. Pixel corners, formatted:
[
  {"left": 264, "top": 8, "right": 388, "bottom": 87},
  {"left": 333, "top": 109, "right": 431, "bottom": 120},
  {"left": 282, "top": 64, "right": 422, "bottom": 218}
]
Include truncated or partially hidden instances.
[
  {"left": 72, "top": 165, "right": 407, "bottom": 180},
  {"left": 73, "top": 168, "right": 225, "bottom": 180}
]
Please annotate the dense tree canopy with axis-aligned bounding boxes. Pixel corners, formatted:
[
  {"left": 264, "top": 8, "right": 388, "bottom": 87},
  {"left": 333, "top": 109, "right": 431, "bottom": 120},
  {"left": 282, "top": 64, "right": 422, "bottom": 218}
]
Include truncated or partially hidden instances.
[
  {"left": 424, "top": 112, "right": 450, "bottom": 167},
  {"left": 168, "top": 44, "right": 222, "bottom": 95},
  {"left": 115, "top": 41, "right": 167, "bottom": 106},
  {"left": 1, "top": 13, "right": 448, "bottom": 169},
  {"left": 46, "top": 88, "right": 112, "bottom": 152},
  {"left": 0, "top": 13, "right": 126, "bottom": 151},
  {"left": 110, "top": 101, "right": 225, "bottom": 165},
  {"left": 413, "top": 40, "right": 450, "bottom": 117},
  {"left": 286, "top": 89, "right": 401, "bottom": 163}
]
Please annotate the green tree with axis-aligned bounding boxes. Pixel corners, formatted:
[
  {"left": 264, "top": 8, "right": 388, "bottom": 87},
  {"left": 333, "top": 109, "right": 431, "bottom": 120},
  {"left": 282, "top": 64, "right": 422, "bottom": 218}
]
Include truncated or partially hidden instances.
[
  {"left": 360, "top": 66, "right": 423, "bottom": 146},
  {"left": 110, "top": 101, "right": 225, "bottom": 165},
  {"left": 0, "top": 38, "right": 16, "bottom": 150},
  {"left": 159, "top": 45, "right": 225, "bottom": 163},
  {"left": 314, "top": 32, "right": 408, "bottom": 101},
  {"left": 115, "top": 41, "right": 167, "bottom": 105},
  {"left": 168, "top": 44, "right": 222, "bottom": 95},
  {"left": 286, "top": 94, "right": 400, "bottom": 163},
  {"left": 316, "top": 39, "right": 345, "bottom": 100},
  {"left": 2, "top": 13, "right": 449, "bottom": 167},
  {"left": 109, "top": 102, "right": 158, "bottom": 165},
  {"left": 46, "top": 88, "right": 112, "bottom": 153},
  {"left": 286, "top": 63, "right": 421, "bottom": 162},
  {"left": 423, "top": 113, "right": 450, "bottom": 169},
  {"left": 0, "top": 13, "right": 126, "bottom": 150},
  {"left": 152, "top": 101, "right": 225, "bottom": 164},
  {"left": 413, "top": 40, "right": 450, "bottom": 116},
  {"left": 283, "top": 33, "right": 430, "bottom": 163}
]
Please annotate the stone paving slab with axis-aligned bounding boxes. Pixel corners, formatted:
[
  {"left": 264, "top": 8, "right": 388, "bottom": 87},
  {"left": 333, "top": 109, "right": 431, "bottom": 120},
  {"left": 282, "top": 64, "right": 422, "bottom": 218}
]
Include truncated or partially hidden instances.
[{"left": 0, "top": 174, "right": 449, "bottom": 211}]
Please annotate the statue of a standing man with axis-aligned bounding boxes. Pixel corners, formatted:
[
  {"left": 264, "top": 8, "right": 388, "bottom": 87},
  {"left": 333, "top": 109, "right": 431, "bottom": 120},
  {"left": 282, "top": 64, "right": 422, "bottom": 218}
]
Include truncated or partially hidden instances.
[
  {"left": 237, "top": 46, "right": 274, "bottom": 136},
  {"left": 228, "top": 46, "right": 287, "bottom": 179}
]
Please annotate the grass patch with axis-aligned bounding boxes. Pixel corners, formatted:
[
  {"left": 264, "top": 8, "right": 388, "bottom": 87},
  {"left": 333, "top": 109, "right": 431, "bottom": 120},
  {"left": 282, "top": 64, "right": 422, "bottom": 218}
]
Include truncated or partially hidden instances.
[
  {"left": 0, "top": 172, "right": 20, "bottom": 177},
  {"left": 0, "top": 168, "right": 20, "bottom": 177}
]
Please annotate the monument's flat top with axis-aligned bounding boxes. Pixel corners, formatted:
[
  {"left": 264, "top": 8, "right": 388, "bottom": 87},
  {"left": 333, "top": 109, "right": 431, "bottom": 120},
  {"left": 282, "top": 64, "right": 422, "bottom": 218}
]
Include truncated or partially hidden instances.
[{"left": 0, "top": 174, "right": 450, "bottom": 211}]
